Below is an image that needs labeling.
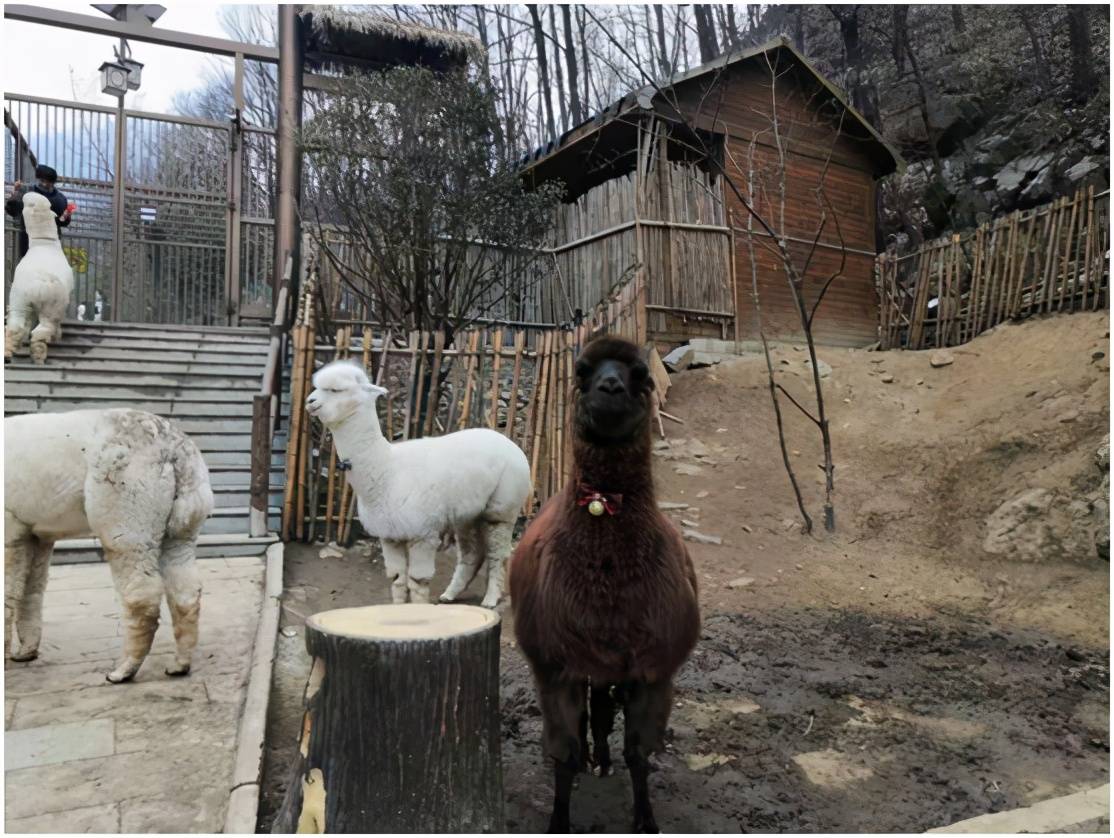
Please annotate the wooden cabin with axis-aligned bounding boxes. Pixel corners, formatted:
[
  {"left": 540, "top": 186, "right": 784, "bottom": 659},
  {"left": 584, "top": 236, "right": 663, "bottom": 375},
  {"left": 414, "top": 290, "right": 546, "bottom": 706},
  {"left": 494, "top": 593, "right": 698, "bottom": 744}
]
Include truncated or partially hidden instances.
[{"left": 521, "top": 37, "right": 902, "bottom": 348}]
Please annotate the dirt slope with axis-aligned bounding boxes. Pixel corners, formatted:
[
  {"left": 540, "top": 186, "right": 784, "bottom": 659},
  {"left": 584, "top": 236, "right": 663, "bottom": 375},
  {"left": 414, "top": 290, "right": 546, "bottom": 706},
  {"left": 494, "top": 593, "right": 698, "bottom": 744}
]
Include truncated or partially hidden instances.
[{"left": 655, "top": 311, "right": 1110, "bottom": 645}]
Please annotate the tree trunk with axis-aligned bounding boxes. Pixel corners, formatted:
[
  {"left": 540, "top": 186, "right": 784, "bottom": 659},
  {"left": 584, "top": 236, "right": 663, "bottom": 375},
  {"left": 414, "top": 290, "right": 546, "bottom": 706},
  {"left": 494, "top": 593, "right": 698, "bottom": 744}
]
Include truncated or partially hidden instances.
[
  {"left": 548, "top": 4, "right": 569, "bottom": 131},
  {"left": 272, "top": 604, "right": 504, "bottom": 833},
  {"left": 528, "top": 4, "right": 556, "bottom": 140},
  {"left": 561, "top": 4, "right": 583, "bottom": 124},
  {"left": 653, "top": 4, "right": 670, "bottom": 78},
  {"left": 693, "top": 4, "right": 720, "bottom": 63},
  {"left": 1067, "top": 6, "right": 1097, "bottom": 103},
  {"left": 1018, "top": 9, "right": 1053, "bottom": 93},
  {"left": 891, "top": 6, "right": 906, "bottom": 76}
]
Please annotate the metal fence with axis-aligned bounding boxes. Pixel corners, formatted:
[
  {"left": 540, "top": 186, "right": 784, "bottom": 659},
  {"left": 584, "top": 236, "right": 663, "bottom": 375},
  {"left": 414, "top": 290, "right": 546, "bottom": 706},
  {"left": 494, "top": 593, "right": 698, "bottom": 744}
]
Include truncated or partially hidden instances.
[{"left": 3, "top": 93, "right": 276, "bottom": 325}]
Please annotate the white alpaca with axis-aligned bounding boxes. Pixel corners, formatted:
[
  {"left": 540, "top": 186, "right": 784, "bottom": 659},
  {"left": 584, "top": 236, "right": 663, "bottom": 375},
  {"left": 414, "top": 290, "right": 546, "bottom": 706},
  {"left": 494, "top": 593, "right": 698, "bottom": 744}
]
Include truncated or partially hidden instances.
[
  {"left": 5, "top": 192, "right": 74, "bottom": 364},
  {"left": 306, "top": 360, "right": 531, "bottom": 608},
  {"left": 5, "top": 409, "right": 214, "bottom": 683}
]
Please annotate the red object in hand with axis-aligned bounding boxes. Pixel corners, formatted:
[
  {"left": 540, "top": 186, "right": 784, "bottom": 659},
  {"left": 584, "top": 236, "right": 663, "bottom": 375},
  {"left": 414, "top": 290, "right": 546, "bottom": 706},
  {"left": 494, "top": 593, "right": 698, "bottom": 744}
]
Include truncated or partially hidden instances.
[{"left": 66, "top": 201, "right": 77, "bottom": 213}]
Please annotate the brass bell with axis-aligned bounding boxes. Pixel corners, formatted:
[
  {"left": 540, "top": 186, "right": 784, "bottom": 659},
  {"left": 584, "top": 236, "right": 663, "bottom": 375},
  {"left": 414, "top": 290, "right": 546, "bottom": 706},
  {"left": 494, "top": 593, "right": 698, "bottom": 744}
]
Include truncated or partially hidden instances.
[{"left": 588, "top": 499, "right": 605, "bottom": 516}]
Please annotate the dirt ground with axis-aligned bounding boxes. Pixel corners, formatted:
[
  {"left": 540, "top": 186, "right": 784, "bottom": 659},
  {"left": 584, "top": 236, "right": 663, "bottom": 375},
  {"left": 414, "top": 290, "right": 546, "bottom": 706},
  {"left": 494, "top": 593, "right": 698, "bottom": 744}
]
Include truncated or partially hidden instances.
[{"left": 257, "top": 311, "right": 1109, "bottom": 833}]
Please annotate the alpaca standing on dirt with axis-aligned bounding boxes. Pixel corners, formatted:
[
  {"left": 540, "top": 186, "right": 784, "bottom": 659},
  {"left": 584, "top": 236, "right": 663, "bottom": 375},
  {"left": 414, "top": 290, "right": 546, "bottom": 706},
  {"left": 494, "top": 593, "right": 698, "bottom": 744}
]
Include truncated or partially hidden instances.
[
  {"left": 5, "top": 409, "right": 214, "bottom": 683},
  {"left": 5, "top": 192, "right": 74, "bottom": 364},
  {"left": 510, "top": 335, "right": 701, "bottom": 833},
  {"left": 306, "top": 360, "right": 531, "bottom": 608}
]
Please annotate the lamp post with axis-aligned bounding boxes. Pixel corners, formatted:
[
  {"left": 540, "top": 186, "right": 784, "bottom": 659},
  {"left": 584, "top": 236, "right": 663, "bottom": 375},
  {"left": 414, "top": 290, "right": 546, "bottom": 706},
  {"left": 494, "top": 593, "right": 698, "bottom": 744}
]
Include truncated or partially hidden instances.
[{"left": 94, "top": 4, "right": 161, "bottom": 321}]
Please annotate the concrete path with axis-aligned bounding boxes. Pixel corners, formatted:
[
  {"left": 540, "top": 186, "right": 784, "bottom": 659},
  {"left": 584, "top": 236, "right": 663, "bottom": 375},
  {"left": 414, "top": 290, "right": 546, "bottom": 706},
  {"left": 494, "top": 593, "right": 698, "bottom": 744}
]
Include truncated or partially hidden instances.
[
  {"left": 5, "top": 557, "right": 266, "bottom": 833},
  {"left": 928, "top": 784, "right": 1110, "bottom": 834}
]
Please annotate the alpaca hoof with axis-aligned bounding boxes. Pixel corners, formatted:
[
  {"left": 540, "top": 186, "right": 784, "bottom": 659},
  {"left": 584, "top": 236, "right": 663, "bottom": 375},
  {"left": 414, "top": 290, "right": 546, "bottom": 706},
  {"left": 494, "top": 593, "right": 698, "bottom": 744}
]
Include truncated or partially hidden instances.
[
  {"left": 9, "top": 648, "right": 38, "bottom": 663},
  {"left": 594, "top": 762, "right": 613, "bottom": 778},
  {"left": 106, "top": 663, "right": 139, "bottom": 683},
  {"left": 165, "top": 663, "right": 191, "bottom": 677},
  {"left": 632, "top": 817, "right": 660, "bottom": 834},
  {"left": 480, "top": 594, "right": 501, "bottom": 609},
  {"left": 438, "top": 591, "right": 458, "bottom": 603}
]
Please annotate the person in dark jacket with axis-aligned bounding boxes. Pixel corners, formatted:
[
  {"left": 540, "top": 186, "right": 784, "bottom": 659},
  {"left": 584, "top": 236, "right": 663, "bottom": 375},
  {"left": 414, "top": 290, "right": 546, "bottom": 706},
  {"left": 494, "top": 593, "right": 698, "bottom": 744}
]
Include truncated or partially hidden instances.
[{"left": 5, "top": 165, "right": 73, "bottom": 260}]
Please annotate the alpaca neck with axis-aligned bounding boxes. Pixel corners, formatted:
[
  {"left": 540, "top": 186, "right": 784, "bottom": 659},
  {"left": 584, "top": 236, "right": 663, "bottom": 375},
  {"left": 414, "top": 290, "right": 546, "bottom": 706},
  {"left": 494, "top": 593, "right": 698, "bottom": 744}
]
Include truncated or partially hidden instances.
[
  {"left": 328, "top": 402, "right": 392, "bottom": 499},
  {"left": 572, "top": 424, "right": 654, "bottom": 502}
]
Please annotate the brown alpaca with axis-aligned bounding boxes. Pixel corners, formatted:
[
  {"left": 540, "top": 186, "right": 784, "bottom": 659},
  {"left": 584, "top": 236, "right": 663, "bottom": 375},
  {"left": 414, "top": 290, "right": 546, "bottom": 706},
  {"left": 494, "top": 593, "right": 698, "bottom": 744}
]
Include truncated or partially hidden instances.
[{"left": 509, "top": 335, "right": 701, "bottom": 833}]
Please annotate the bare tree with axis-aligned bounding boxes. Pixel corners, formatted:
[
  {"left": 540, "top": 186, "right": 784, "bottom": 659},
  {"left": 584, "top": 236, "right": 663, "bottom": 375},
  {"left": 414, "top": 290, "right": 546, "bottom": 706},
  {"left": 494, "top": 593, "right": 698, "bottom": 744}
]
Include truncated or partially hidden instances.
[
  {"left": 301, "top": 66, "right": 560, "bottom": 341},
  {"left": 561, "top": 5, "right": 583, "bottom": 124},
  {"left": 527, "top": 4, "right": 556, "bottom": 138}
]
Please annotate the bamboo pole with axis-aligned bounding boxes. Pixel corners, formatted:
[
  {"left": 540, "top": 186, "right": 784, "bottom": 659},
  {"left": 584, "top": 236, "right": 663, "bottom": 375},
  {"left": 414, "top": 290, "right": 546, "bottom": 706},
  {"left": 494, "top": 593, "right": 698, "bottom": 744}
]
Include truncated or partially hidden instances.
[
  {"left": 1042, "top": 197, "right": 1066, "bottom": 312},
  {"left": 458, "top": 330, "right": 481, "bottom": 430},
  {"left": 1068, "top": 188, "right": 1088, "bottom": 311},
  {"left": 504, "top": 331, "right": 525, "bottom": 439},
  {"left": 282, "top": 324, "right": 305, "bottom": 540},
  {"left": 969, "top": 227, "right": 984, "bottom": 337},
  {"left": 487, "top": 328, "right": 504, "bottom": 429},
  {"left": 1081, "top": 185, "right": 1095, "bottom": 309},
  {"left": 401, "top": 331, "right": 420, "bottom": 440},
  {"left": 424, "top": 330, "right": 445, "bottom": 438},
  {"left": 1058, "top": 191, "right": 1082, "bottom": 312},
  {"left": 296, "top": 320, "right": 315, "bottom": 542},
  {"left": 525, "top": 331, "right": 553, "bottom": 514}
]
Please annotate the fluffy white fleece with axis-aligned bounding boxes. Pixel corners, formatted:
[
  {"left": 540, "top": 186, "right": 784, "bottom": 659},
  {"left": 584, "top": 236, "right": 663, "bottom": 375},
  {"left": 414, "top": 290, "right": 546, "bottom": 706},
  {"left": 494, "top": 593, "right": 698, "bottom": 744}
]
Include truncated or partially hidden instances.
[
  {"left": 306, "top": 360, "right": 531, "bottom": 608},
  {"left": 4, "top": 409, "right": 214, "bottom": 683},
  {"left": 5, "top": 192, "right": 74, "bottom": 364}
]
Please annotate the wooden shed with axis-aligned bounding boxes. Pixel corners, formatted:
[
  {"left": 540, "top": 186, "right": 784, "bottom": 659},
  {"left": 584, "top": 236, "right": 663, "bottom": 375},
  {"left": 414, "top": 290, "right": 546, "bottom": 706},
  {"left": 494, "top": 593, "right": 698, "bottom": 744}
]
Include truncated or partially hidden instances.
[{"left": 521, "top": 36, "right": 902, "bottom": 348}]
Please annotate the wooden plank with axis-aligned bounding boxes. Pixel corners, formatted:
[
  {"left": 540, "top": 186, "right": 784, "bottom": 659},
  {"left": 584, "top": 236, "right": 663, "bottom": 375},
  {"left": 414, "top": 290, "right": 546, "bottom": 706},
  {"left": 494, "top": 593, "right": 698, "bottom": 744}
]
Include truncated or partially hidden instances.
[
  {"left": 525, "top": 331, "right": 553, "bottom": 514},
  {"left": 458, "top": 330, "right": 481, "bottom": 430}
]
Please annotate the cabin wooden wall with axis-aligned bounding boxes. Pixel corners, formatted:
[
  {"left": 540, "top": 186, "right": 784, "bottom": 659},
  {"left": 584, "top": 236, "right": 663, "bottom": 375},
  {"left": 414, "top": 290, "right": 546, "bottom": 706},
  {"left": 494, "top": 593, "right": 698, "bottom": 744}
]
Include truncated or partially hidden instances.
[{"left": 671, "top": 59, "right": 883, "bottom": 347}]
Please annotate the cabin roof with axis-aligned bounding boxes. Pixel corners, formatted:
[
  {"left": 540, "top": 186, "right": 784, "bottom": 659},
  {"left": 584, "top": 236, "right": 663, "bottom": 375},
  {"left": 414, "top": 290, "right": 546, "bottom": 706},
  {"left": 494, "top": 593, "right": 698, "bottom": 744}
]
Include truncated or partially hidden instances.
[
  {"left": 520, "top": 36, "right": 903, "bottom": 186},
  {"left": 299, "top": 6, "right": 484, "bottom": 73}
]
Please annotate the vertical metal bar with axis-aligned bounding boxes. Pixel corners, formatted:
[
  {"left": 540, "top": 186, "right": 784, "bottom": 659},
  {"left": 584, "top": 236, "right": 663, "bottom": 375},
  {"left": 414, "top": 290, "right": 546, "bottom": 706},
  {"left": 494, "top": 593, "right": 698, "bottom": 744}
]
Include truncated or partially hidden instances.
[
  {"left": 110, "top": 39, "right": 127, "bottom": 322},
  {"left": 226, "top": 51, "right": 245, "bottom": 325}
]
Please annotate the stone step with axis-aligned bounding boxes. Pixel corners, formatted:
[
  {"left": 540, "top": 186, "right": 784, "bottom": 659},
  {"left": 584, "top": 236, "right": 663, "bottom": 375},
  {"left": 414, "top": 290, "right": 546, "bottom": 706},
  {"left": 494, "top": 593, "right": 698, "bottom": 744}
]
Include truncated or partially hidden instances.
[
  {"left": 5, "top": 396, "right": 287, "bottom": 418},
  {"left": 43, "top": 336, "right": 273, "bottom": 356},
  {"left": 62, "top": 320, "right": 270, "bottom": 340},
  {"left": 19, "top": 346, "right": 272, "bottom": 366},
  {"left": 52, "top": 533, "right": 279, "bottom": 564},
  {"left": 5, "top": 367, "right": 261, "bottom": 388},
  {"left": 7, "top": 357, "right": 265, "bottom": 376},
  {"left": 6, "top": 381, "right": 273, "bottom": 400}
]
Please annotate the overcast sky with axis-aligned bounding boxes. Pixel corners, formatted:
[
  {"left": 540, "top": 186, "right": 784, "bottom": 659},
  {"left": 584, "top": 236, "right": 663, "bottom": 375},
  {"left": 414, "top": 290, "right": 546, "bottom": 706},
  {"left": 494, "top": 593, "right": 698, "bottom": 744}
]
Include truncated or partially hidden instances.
[{"left": 4, "top": 2, "right": 238, "bottom": 114}]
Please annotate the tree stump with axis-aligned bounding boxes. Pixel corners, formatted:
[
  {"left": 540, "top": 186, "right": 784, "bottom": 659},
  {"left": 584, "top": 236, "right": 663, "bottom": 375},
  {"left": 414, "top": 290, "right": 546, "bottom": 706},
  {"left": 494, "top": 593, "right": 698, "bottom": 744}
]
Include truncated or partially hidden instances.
[{"left": 272, "top": 604, "right": 504, "bottom": 833}]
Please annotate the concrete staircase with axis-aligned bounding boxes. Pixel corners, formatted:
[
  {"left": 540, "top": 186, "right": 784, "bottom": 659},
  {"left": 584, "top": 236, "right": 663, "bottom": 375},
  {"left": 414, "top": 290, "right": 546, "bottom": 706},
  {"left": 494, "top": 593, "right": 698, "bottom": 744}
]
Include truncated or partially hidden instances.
[{"left": 4, "top": 320, "right": 285, "bottom": 561}]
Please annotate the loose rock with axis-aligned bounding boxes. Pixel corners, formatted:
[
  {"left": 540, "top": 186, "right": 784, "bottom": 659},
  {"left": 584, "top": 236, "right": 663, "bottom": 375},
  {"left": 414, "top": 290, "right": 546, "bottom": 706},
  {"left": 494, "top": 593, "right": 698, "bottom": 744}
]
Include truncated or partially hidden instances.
[
  {"left": 683, "top": 529, "right": 724, "bottom": 546},
  {"left": 929, "top": 350, "right": 955, "bottom": 368}
]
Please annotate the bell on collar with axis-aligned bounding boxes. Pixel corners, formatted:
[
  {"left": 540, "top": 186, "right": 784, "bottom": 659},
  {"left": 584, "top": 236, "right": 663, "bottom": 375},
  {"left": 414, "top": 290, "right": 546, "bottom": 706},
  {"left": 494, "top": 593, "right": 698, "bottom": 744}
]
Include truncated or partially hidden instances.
[{"left": 588, "top": 499, "right": 605, "bottom": 516}]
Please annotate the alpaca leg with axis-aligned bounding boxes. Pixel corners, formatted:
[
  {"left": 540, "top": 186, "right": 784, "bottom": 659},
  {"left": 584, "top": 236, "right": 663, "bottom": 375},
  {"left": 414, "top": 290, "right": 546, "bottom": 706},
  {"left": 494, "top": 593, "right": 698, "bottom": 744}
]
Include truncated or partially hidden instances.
[
  {"left": 159, "top": 538, "right": 202, "bottom": 676},
  {"left": 479, "top": 520, "right": 513, "bottom": 609},
  {"left": 590, "top": 684, "right": 617, "bottom": 777},
  {"left": 381, "top": 539, "right": 410, "bottom": 604},
  {"left": 621, "top": 680, "right": 674, "bottom": 833},
  {"left": 537, "top": 673, "right": 588, "bottom": 833},
  {"left": 4, "top": 522, "right": 34, "bottom": 661},
  {"left": 5, "top": 307, "right": 30, "bottom": 360},
  {"left": 439, "top": 523, "right": 483, "bottom": 603},
  {"left": 12, "top": 538, "right": 53, "bottom": 661},
  {"left": 29, "top": 318, "right": 60, "bottom": 365},
  {"left": 406, "top": 540, "right": 437, "bottom": 605},
  {"left": 104, "top": 547, "right": 164, "bottom": 683}
]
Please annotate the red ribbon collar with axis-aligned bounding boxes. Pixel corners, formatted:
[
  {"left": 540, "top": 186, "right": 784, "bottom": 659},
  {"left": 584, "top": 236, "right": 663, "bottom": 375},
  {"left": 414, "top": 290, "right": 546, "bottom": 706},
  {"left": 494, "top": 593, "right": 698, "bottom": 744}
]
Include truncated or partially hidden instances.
[{"left": 576, "top": 483, "right": 623, "bottom": 516}]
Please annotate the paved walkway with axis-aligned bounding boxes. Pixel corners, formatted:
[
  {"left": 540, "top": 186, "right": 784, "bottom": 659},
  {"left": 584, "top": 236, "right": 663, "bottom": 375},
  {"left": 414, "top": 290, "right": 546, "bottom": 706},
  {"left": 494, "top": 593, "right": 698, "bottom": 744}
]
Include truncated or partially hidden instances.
[{"left": 5, "top": 557, "right": 265, "bottom": 833}]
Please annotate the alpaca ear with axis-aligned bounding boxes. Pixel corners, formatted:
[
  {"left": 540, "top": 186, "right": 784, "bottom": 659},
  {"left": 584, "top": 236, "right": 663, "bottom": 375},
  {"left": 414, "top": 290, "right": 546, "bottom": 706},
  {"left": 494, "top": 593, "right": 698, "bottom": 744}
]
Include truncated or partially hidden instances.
[{"left": 365, "top": 382, "right": 389, "bottom": 399}]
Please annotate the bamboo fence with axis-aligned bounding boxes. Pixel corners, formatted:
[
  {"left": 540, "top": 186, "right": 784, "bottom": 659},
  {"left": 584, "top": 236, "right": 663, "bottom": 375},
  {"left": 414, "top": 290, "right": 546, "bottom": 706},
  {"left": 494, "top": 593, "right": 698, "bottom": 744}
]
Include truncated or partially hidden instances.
[
  {"left": 281, "top": 272, "right": 651, "bottom": 542},
  {"left": 878, "top": 186, "right": 1109, "bottom": 350}
]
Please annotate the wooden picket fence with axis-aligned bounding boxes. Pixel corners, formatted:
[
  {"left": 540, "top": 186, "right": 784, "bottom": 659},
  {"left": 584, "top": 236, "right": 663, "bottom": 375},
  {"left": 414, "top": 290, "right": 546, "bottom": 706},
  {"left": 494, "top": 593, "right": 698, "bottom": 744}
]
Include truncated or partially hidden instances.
[
  {"left": 878, "top": 186, "right": 1109, "bottom": 350},
  {"left": 281, "top": 272, "right": 656, "bottom": 543}
]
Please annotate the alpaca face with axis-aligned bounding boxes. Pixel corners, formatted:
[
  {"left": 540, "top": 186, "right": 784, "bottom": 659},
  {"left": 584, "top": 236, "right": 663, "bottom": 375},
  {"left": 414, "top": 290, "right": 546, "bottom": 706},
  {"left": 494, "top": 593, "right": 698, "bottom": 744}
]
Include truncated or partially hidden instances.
[
  {"left": 306, "top": 361, "right": 387, "bottom": 428},
  {"left": 22, "top": 193, "right": 58, "bottom": 241},
  {"left": 574, "top": 336, "right": 653, "bottom": 443}
]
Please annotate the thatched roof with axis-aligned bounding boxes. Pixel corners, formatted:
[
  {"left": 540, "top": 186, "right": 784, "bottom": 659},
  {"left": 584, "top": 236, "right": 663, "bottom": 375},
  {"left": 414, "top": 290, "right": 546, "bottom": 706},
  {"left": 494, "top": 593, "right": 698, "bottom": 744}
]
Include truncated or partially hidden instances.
[{"left": 299, "top": 7, "right": 484, "bottom": 74}]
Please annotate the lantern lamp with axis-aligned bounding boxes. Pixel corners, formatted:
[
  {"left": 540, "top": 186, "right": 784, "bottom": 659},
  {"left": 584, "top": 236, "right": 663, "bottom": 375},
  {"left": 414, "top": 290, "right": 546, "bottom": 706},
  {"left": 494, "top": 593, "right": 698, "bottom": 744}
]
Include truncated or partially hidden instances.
[
  {"left": 100, "top": 61, "right": 130, "bottom": 97},
  {"left": 119, "top": 56, "right": 144, "bottom": 90}
]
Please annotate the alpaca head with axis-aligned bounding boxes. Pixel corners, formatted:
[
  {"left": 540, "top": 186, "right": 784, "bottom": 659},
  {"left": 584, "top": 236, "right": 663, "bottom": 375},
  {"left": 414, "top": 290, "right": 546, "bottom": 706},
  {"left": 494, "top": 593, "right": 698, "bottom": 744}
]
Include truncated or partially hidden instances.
[
  {"left": 306, "top": 360, "right": 388, "bottom": 428},
  {"left": 574, "top": 335, "right": 654, "bottom": 445},
  {"left": 22, "top": 192, "right": 58, "bottom": 241}
]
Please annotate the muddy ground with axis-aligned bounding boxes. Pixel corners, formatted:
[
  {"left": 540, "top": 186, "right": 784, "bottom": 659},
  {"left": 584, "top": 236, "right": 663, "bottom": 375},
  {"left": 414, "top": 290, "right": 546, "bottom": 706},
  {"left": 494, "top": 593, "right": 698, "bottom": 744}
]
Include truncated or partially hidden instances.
[{"left": 257, "top": 312, "right": 1110, "bottom": 832}]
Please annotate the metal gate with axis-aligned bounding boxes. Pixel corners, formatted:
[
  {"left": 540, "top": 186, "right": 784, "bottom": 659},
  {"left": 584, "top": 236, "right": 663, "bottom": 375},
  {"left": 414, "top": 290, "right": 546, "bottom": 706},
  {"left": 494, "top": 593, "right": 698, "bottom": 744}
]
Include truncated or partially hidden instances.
[{"left": 3, "top": 93, "right": 275, "bottom": 325}]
